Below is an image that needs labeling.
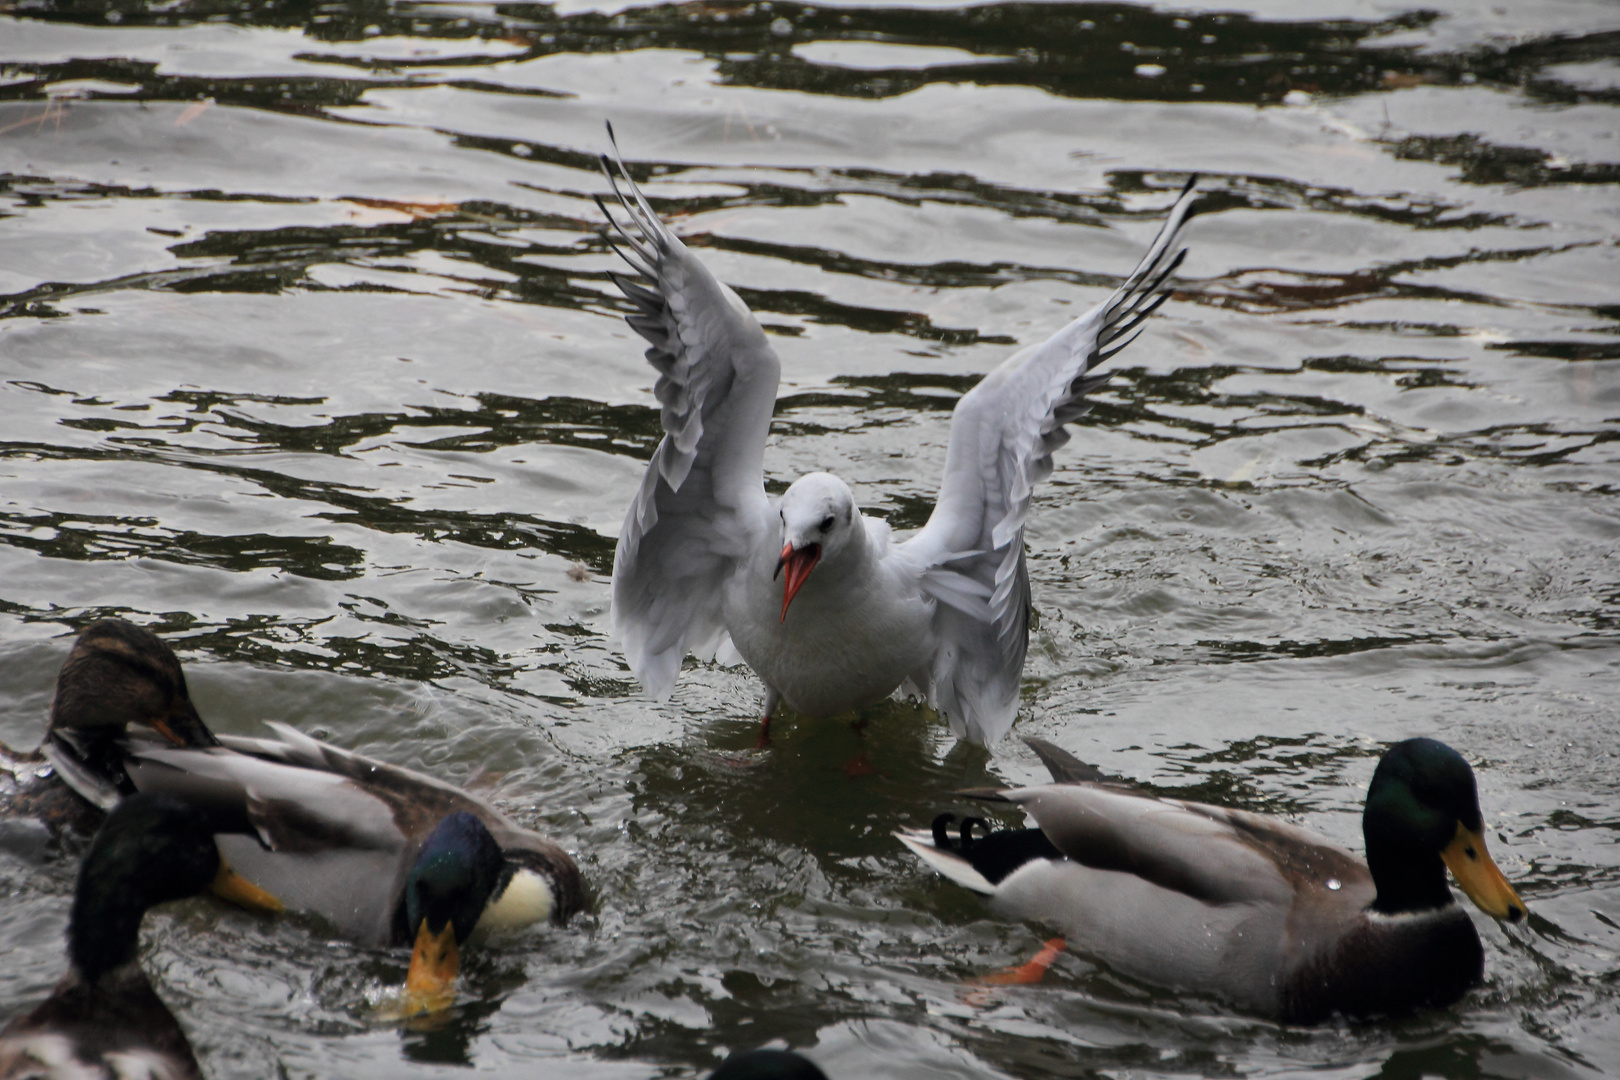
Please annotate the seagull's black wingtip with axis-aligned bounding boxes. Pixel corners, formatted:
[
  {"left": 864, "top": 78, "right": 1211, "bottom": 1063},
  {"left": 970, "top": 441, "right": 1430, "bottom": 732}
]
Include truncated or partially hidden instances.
[{"left": 1174, "top": 172, "right": 1201, "bottom": 220}]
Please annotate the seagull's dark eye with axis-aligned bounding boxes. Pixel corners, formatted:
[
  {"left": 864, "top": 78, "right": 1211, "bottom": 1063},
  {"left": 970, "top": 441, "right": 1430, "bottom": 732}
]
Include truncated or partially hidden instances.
[{"left": 819, "top": 516, "right": 835, "bottom": 533}]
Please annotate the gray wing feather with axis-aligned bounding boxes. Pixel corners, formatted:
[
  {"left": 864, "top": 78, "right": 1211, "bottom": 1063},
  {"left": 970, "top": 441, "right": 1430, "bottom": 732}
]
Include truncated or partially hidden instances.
[
  {"left": 600, "top": 126, "right": 781, "bottom": 698},
  {"left": 42, "top": 735, "right": 123, "bottom": 811},
  {"left": 902, "top": 178, "right": 1198, "bottom": 745},
  {"left": 1006, "top": 782, "right": 1295, "bottom": 907},
  {"left": 125, "top": 742, "right": 405, "bottom": 853},
  {"left": 1024, "top": 736, "right": 1112, "bottom": 785}
]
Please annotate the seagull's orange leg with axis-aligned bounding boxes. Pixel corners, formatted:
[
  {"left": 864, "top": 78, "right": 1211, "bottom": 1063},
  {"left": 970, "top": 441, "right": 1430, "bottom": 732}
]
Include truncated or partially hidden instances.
[{"left": 756, "top": 688, "right": 780, "bottom": 749}]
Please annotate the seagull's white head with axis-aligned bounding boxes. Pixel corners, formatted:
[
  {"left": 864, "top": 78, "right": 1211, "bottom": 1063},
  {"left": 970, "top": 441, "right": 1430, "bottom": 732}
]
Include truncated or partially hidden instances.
[{"left": 774, "top": 472, "right": 859, "bottom": 622}]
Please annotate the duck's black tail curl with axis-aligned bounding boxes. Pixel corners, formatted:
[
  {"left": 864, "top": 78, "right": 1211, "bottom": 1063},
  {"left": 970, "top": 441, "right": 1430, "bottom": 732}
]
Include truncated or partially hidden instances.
[{"left": 929, "top": 811, "right": 1066, "bottom": 887}]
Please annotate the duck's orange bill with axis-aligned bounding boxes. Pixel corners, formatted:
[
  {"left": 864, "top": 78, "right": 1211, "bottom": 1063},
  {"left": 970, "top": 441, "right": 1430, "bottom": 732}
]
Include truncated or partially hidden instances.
[
  {"left": 401, "top": 920, "right": 459, "bottom": 1015},
  {"left": 210, "top": 859, "right": 284, "bottom": 914},
  {"left": 1441, "top": 823, "right": 1526, "bottom": 923},
  {"left": 779, "top": 544, "right": 820, "bottom": 622}
]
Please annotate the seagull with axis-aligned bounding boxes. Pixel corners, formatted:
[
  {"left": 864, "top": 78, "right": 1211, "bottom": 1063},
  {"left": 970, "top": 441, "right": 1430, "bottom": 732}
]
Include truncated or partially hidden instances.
[{"left": 598, "top": 126, "right": 1196, "bottom": 746}]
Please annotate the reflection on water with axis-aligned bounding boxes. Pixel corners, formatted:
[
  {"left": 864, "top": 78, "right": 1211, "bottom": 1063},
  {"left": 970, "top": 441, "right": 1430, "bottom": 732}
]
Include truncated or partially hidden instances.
[
  {"left": 1, "top": 0, "right": 1617, "bottom": 1076},
  {"left": 6, "top": 2, "right": 1618, "bottom": 112}
]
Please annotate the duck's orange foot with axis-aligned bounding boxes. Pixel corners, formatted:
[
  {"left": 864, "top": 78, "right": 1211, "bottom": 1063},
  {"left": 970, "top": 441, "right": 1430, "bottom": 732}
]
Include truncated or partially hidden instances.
[
  {"left": 975, "top": 937, "right": 1066, "bottom": 986},
  {"left": 841, "top": 752, "right": 876, "bottom": 779},
  {"left": 754, "top": 716, "right": 773, "bottom": 750}
]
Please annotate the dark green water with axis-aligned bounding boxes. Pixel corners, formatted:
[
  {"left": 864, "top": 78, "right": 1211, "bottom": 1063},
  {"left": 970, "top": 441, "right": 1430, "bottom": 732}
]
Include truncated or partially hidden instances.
[{"left": 1, "top": 1, "right": 1617, "bottom": 1076}]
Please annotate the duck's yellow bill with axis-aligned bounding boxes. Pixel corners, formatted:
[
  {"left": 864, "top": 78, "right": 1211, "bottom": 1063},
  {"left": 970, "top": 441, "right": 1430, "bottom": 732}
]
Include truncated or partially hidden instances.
[
  {"left": 400, "top": 920, "right": 459, "bottom": 1016},
  {"left": 210, "top": 859, "right": 284, "bottom": 914},
  {"left": 1442, "top": 823, "right": 1526, "bottom": 923}
]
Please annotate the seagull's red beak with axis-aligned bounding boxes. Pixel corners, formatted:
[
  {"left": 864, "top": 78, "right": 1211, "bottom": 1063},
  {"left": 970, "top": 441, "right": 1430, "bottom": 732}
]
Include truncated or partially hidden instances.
[{"left": 775, "top": 542, "right": 821, "bottom": 622}]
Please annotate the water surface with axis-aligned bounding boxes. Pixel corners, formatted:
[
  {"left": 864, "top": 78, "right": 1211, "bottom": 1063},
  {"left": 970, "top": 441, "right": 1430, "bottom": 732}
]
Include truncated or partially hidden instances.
[{"left": 1, "top": 1, "right": 1617, "bottom": 1077}]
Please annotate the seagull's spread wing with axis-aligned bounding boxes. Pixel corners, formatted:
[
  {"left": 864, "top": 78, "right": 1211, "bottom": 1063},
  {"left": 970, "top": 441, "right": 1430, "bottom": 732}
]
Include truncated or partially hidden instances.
[
  {"left": 601, "top": 128, "right": 781, "bottom": 698},
  {"left": 901, "top": 179, "right": 1198, "bottom": 744}
]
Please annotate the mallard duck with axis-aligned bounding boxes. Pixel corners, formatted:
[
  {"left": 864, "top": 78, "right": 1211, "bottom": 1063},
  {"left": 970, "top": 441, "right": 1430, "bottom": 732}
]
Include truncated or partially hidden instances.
[
  {"left": 899, "top": 737, "right": 1527, "bottom": 1024},
  {"left": 40, "top": 619, "right": 586, "bottom": 1004},
  {"left": 0, "top": 793, "right": 259, "bottom": 1080}
]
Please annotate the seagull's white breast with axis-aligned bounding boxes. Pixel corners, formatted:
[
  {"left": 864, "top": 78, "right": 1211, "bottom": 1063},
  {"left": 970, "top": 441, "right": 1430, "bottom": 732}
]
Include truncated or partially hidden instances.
[{"left": 723, "top": 531, "right": 936, "bottom": 717}]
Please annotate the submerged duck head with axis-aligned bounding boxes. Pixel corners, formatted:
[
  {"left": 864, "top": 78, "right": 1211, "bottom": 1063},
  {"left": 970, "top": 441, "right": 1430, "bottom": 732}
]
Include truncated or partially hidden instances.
[
  {"left": 774, "top": 473, "right": 860, "bottom": 621},
  {"left": 400, "top": 812, "right": 507, "bottom": 1002},
  {"left": 70, "top": 792, "right": 228, "bottom": 983},
  {"left": 1363, "top": 737, "right": 1526, "bottom": 922},
  {"left": 50, "top": 618, "right": 216, "bottom": 750}
]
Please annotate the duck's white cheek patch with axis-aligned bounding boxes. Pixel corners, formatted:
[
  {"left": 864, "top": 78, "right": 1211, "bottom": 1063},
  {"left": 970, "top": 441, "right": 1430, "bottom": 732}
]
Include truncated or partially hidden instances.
[{"left": 473, "top": 870, "right": 554, "bottom": 938}]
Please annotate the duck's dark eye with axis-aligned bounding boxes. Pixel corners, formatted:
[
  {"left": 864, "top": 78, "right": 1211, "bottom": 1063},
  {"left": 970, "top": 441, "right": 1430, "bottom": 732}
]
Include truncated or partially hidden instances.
[
  {"left": 819, "top": 516, "right": 835, "bottom": 533},
  {"left": 1464, "top": 846, "right": 1478, "bottom": 860}
]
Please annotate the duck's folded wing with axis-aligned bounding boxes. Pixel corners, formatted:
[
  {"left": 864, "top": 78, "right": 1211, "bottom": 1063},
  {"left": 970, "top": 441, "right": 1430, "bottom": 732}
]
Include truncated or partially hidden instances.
[
  {"left": 124, "top": 742, "right": 404, "bottom": 854},
  {"left": 218, "top": 721, "right": 510, "bottom": 823},
  {"left": 899, "top": 180, "right": 1198, "bottom": 746},
  {"left": 1005, "top": 783, "right": 1295, "bottom": 907},
  {"left": 123, "top": 738, "right": 412, "bottom": 944},
  {"left": 42, "top": 728, "right": 126, "bottom": 811},
  {"left": 599, "top": 129, "right": 781, "bottom": 698},
  {"left": 44, "top": 704, "right": 221, "bottom": 812}
]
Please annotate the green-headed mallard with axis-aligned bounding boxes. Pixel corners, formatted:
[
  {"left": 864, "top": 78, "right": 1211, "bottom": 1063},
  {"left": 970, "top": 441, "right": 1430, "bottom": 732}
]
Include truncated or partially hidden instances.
[
  {"left": 40, "top": 619, "right": 585, "bottom": 1004},
  {"left": 0, "top": 793, "right": 256, "bottom": 1080},
  {"left": 899, "top": 737, "right": 1527, "bottom": 1024}
]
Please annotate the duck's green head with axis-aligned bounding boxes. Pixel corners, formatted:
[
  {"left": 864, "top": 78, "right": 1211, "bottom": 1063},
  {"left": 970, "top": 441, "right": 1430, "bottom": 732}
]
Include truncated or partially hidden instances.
[
  {"left": 401, "top": 812, "right": 505, "bottom": 1005},
  {"left": 49, "top": 619, "right": 216, "bottom": 750},
  {"left": 69, "top": 793, "right": 223, "bottom": 982},
  {"left": 1363, "top": 738, "right": 1525, "bottom": 922}
]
